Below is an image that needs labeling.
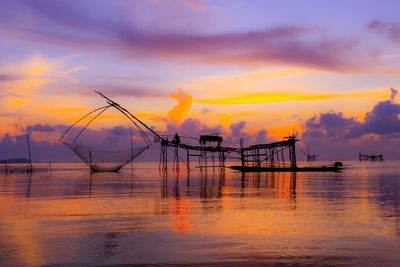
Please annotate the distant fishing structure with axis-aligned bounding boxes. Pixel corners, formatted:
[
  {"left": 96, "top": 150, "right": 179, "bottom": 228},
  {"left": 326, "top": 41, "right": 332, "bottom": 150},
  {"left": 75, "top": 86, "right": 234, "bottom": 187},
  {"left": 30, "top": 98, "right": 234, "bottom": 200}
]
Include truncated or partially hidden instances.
[
  {"left": 359, "top": 153, "right": 384, "bottom": 162},
  {"left": 0, "top": 134, "right": 34, "bottom": 173},
  {"left": 60, "top": 91, "right": 344, "bottom": 173},
  {"left": 300, "top": 144, "right": 318, "bottom": 162}
]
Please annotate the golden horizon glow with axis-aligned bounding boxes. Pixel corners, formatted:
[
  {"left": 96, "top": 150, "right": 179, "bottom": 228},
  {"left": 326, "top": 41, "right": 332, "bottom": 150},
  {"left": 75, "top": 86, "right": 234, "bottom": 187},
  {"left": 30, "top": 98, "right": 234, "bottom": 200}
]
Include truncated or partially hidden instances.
[
  {"left": 197, "top": 92, "right": 335, "bottom": 105},
  {"left": 196, "top": 89, "right": 389, "bottom": 105}
]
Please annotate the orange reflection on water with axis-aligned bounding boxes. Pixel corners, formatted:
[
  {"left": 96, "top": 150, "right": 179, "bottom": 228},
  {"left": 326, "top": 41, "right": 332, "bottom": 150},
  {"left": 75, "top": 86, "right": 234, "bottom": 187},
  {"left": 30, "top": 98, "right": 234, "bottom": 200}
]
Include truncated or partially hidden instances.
[
  {"left": 0, "top": 162, "right": 399, "bottom": 266},
  {"left": 169, "top": 196, "right": 192, "bottom": 233}
]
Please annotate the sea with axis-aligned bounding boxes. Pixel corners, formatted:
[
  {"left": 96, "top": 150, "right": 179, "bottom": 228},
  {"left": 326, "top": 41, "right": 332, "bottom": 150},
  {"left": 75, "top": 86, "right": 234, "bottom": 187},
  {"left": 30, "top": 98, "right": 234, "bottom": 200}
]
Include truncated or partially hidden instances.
[{"left": 0, "top": 161, "right": 399, "bottom": 267}]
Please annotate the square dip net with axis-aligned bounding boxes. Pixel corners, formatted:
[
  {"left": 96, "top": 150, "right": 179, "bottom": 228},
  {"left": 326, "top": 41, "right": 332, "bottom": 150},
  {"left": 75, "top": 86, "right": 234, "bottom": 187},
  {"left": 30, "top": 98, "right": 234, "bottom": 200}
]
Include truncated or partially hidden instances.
[{"left": 59, "top": 91, "right": 160, "bottom": 172}]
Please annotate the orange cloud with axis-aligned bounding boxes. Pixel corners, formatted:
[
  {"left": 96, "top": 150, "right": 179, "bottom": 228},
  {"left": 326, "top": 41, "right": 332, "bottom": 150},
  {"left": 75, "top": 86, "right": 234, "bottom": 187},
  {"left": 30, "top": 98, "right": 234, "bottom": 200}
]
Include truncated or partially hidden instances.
[{"left": 167, "top": 88, "right": 193, "bottom": 123}]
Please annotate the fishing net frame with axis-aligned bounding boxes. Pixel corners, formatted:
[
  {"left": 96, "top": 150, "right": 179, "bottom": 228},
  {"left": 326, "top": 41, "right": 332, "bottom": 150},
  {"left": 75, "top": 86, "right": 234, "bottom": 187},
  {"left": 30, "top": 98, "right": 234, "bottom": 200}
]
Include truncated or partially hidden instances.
[{"left": 59, "top": 91, "right": 162, "bottom": 172}]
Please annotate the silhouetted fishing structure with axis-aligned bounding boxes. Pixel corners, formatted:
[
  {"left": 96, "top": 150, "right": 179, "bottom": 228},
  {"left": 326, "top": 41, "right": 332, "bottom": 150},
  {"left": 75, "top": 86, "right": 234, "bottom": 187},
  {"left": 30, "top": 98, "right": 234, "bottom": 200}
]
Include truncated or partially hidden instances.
[
  {"left": 159, "top": 134, "right": 237, "bottom": 172},
  {"left": 300, "top": 144, "right": 318, "bottom": 162},
  {"left": 228, "top": 136, "right": 342, "bottom": 172},
  {"left": 60, "top": 91, "right": 344, "bottom": 173},
  {"left": 232, "top": 135, "right": 298, "bottom": 170},
  {"left": 159, "top": 133, "right": 342, "bottom": 172},
  {"left": 359, "top": 153, "right": 384, "bottom": 162},
  {"left": 60, "top": 91, "right": 160, "bottom": 172}
]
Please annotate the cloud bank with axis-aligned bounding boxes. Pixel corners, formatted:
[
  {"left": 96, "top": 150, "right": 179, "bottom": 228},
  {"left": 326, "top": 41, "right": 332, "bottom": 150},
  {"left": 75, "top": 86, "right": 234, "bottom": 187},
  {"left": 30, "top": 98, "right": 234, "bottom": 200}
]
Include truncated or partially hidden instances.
[
  {"left": 301, "top": 89, "right": 400, "bottom": 159},
  {"left": 0, "top": 0, "right": 381, "bottom": 72}
]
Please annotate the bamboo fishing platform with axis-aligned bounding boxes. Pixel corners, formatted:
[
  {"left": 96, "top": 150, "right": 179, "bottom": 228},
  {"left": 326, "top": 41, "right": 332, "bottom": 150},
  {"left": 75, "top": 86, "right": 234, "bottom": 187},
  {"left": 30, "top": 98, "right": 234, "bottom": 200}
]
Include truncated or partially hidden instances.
[
  {"left": 359, "top": 153, "right": 384, "bottom": 162},
  {"left": 159, "top": 135, "right": 237, "bottom": 172},
  {"left": 160, "top": 134, "right": 344, "bottom": 173},
  {"left": 228, "top": 135, "right": 343, "bottom": 172}
]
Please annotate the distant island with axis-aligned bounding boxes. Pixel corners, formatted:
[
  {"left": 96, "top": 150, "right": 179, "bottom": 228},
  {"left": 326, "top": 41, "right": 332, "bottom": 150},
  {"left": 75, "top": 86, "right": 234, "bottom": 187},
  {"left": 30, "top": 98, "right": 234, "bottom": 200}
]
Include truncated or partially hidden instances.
[{"left": 0, "top": 158, "right": 30, "bottom": 164}]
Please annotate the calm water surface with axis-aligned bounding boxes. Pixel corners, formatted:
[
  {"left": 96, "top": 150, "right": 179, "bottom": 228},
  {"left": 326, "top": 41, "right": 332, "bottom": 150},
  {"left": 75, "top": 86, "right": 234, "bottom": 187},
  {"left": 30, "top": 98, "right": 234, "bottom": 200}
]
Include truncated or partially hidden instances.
[{"left": 0, "top": 161, "right": 399, "bottom": 266}]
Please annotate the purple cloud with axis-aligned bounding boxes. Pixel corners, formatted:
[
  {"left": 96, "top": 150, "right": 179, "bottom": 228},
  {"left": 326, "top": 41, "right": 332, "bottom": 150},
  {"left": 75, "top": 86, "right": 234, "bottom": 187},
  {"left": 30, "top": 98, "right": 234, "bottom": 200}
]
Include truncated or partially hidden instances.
[
  {"left": 37, "top": 83, "right": 167, "bottom": 98},
  {"left": 164, "top": 118, "right": 272, "bottom": 148},
  {"left": 304, "top": 112, "right": 361, "bottom": 140},
  {"left": 109, "top": 126, "right": 131, "bottom": 137},
  {"left": 303, "top": 91, "right": 400, "bottom": 140},
  {"left": 368, "top": 19, "right": 400, "bottom": 43},
  {"left": 0, "top": 74, "right": 20, "bottom": 82},
  {"left": 359, "top": 100, "right": 400, "bottom": 135},
  {"left": 166, "top": 117, "right": 223, "bottom": 141},
  {"left": 26, "top": 124, "right": 56, "bottom": 133},
  {"left": 0, "top": 133, "right": 66, "bottom": 162},
  {"left": 88, "top": 84, "right": 167, "bottom": 98},
  {"left": 0, "top": 0, "right": 375, "bottom": 72},
  {"left": 230, "top": 121, "right": 246, "bottom": 136},
  {"left": 301, "top": 89, "right": 400, "bottom": 159},
  {"left": 390, "top": 87, "right": 398, "bottom": 101},
  {"left": 255, "top": 129, "right": 268, "bottom": 144}
]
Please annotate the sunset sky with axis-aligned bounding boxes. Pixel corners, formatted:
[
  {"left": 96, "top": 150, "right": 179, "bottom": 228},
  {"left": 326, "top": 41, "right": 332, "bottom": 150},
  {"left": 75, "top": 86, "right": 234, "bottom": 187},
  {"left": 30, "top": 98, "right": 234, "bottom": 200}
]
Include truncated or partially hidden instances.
[{"left": 0, "top": 0, "right": 400, "bottom": 161}]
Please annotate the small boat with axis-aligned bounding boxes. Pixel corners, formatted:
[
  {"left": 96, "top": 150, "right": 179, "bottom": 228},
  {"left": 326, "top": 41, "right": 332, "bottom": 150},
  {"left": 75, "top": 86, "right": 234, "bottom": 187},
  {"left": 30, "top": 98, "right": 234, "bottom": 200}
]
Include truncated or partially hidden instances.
[
  {"left": 91, "top": 164, "right": 123, "bottom": 173},
  {"left": 229, "top": 162, "right": 344, "bottom": 172}
]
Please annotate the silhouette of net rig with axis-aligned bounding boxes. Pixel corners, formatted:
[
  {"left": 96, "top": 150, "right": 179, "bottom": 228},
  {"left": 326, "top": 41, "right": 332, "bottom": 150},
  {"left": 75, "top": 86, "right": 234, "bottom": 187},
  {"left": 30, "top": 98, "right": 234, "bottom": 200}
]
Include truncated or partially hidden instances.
[
  {"left": 162, "top": 134, "right": 343, "bottom": 172},
  {"left": 300, "top": 144, "right": 318, "bottom": 162},
  {"left": 359, "top": 153, "right": 384, "bottom": 162},
  {"left": 60, "top": 91, "right": 344, "bottom": 173},
  {"left": 159, "top": 133, "right": 237, "bottom": 172},
  {"left": 60, "top": 91, "right": 160, "bottom": 172},
  {"left": 241, "top": 135, "right": 298, "bottom": 168}
]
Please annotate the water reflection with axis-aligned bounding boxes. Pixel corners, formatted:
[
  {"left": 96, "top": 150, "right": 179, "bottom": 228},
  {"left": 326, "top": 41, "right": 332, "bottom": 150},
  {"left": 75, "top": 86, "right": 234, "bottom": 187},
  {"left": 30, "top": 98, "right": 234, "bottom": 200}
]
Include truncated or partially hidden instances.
[
  {"left": 0, "top": 162, "right": 399, "bottom": 266},
  {"left": 159, "top": 168, "right": 297, "bottom": 202},
  {"left": 26, "top": 173, "right": 32, "bottom": 198},
  {"left": 102, "top": 232, "right": 120, "bottom": 258},
  {"left": 374, "top": 172, "right": 400, "bottom": 238}
]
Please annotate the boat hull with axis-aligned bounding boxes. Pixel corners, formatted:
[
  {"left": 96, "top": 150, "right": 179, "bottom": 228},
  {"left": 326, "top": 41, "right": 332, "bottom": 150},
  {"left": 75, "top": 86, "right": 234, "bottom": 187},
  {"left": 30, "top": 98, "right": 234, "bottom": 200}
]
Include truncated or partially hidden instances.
[
  {"left": 91, "top": 164, "right": 123, "bottom": 173},
  {"left": 228, "top": 165, "right": 343, "bottom": 172}
]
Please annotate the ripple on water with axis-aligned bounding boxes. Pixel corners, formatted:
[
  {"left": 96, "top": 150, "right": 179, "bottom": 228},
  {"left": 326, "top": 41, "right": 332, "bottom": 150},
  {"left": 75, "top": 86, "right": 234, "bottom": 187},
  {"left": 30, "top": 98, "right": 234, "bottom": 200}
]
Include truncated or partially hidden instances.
[{"left": 0, "top": 161, "right": 399, "bottom": 266}]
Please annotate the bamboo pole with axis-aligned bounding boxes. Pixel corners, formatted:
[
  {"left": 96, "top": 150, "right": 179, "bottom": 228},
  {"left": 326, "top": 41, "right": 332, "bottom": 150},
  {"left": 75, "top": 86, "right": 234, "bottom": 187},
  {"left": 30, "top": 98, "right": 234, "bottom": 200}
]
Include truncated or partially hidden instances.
[
  {"left": 131, "top": 126, "right": 134, "bottom": 173},
  {"left": 26, "top": 134, "right": 33, "bottom": 172},
  {"left": 89, "top": 150, "right": 92, "bottom": 172}
]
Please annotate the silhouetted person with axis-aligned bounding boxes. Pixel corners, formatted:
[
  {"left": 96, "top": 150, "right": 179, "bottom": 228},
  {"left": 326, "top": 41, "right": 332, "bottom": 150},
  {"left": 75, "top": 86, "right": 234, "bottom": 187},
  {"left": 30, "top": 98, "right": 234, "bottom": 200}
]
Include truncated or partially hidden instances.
[{"left": 172, "top": 133, "right": 181, "bottom": 145}]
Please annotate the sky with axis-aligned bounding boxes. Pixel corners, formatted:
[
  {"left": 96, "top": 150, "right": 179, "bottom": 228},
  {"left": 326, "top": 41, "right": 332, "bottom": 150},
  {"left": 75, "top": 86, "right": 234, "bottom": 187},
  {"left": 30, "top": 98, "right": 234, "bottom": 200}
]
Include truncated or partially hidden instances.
[{"left": 0, "top": 0, "right": 400, "bottom": 161}]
